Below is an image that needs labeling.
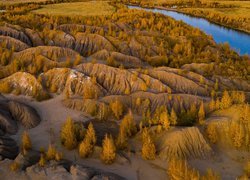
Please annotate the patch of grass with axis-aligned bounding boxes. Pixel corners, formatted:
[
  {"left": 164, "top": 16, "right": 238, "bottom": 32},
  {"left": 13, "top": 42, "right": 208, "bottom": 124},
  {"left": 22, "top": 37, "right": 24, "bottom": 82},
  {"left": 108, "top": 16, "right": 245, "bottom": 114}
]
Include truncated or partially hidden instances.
[
  {"left": 32, "top": 1, "right": 116, "bottom": 16},
  {"left": 0, "top": 0, "right": 49, "bottom": 4}
]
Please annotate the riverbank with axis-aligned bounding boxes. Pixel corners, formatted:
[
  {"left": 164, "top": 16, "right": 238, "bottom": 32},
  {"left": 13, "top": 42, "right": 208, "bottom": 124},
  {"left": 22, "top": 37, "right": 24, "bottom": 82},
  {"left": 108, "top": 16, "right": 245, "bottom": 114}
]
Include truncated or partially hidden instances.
[
  {"left": 128, "top": 5, "right": 250, "bottom": 55},
  {"left": 126, "top": 3, "right": 250, "bottom": 35}
]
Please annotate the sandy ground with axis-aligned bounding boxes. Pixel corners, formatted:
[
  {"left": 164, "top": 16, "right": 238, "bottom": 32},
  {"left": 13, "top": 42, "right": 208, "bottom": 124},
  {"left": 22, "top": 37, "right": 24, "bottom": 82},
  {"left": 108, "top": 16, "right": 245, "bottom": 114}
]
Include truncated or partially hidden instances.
[
  {"left": 2, "top": 94, "right": 248, "bottom": 180},
  {"left": 4, "top": 94, "right": 166, "bottom": 180}
]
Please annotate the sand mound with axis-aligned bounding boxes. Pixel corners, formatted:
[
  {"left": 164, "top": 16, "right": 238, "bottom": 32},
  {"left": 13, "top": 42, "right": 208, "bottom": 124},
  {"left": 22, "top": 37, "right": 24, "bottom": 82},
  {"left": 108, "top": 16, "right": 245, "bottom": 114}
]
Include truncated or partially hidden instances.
[
  {"left": 0, "top": 26, "right": 32, "bottom": 46},
  {"left": 128, "top": 37, "right": 158, "bottom": 60},
  {"left": 157, "top": 127, "right": 212, "bottom": 160},
  {"left": 76, "top": 63, "right": 166, "bottom": 95},
  {"left": 74, "top": 32, "right": 115, "bottom": 56},
  {"left": 24, "top": 28, "right": 44, "bottom": 46},
  {"left": 147, "top": 68, "right": 208, "bottom": 96},
  {"left": 41, "top": 68, "right": 105, "bottom": 97},
  {"left": 212, "top": 75, "right": 250, "bottom": 92},
  {"left": 110, "top": 52, "right": 143, "bottom": 68},
  {"left": 13, "top": 46, "right": 83, "bottom": 62},
  {"left": 63, "top": 98, "right": 110, "bottom": 120},
  {"left": 0, "top": 135, "right": 19, "bottom": 159},
  {"left": 48, "top": 30, "right": 75, "bottom": 49},
  {"left": 91, "top": 50, "right": 143, "bottom": 68},
  {"left": 57, "top": 24, "right": 103, "bottom": 34},
  {"left": 0, "top": 72, "right": 47, "bottom": 99},
  {"left": 8, "top": 101, "right": 41, "bottom": 129},
  {"left": 0, "top": 105, "right": 17, "bottom": 134},
  {"left": 0, "top": 36, "right": 29, "bottom": 51}
]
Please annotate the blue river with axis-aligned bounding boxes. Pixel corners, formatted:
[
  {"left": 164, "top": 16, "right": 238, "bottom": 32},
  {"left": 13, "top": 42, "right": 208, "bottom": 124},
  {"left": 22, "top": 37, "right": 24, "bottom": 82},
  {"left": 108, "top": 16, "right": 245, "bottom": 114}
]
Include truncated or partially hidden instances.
[{"left": 128, "top": 6, "right": 250, "bottom": 55}]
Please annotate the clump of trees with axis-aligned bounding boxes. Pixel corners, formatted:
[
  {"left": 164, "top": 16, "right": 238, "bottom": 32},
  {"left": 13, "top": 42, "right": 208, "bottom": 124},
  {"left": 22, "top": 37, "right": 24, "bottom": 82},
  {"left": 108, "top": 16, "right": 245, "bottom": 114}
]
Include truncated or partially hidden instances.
[
  {"left": 37, "top": 144, "right": 63, "bottom": 167},
  {"left": 116, "top": 111, "right": 136, "bottom": 149},
  {"left": 167, "top": 159, "right": 220, "bottom": 179},
  {"left": 209, "top": 90, "right": 246, "bottom": 112},
  {"left": 206, "top": 103, "right": 250, "bottom": 150},
  {"left": 79, "top": 122, "right": 96, "bottom": 158}
]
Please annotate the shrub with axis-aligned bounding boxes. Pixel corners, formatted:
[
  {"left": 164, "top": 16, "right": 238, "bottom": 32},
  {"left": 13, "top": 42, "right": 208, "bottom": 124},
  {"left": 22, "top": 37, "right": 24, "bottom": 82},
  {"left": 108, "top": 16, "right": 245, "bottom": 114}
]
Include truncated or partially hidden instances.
[
  {"left": 10, "top": 162, "right": 20, "bottom": 172},
  {"left": 38, "top": 154, "right": 46, "bottom": 167},
  {"left": 46, "top": 144, "right": 57, "bottom": 160}
]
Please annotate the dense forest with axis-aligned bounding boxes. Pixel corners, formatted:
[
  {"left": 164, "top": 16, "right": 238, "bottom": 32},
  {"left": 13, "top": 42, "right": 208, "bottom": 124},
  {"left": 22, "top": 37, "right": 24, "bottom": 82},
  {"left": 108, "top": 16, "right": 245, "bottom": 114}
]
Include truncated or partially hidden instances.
[{"left": 120, "top": 0, "right": 250, "bottom": 33}]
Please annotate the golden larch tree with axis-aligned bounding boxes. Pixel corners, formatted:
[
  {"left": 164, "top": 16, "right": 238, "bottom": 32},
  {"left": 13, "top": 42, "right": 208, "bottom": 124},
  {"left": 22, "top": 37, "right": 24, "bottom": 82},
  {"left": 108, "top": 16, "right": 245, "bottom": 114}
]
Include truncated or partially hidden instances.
[
  {"left": 100, "top": 134, "right": 116, "bottom": 164},
  {"left": 79, "top": 138, "right": 93, "bottom": 158},
  {"left": 110, "top": 99, "right": 123, "bottom": 120},
  {"left": 79, "top": 122, "right": 96, "bottom": 158},
  {"left": 220, "top": 90, "right": 232, "bottom": 109},
  {"left": 85, "top": 122, "right": 97, "bottom": 145},
  {"left": 60, "top": 117, "right": 77, "bottom": 150},
  {"left": 120, "top": 111, "right": 137, "bottom": 137},
  {"left": 22, "top": 131, "right": 32, "bottom": 152},
  {"left": 209, "top": 99, "right": 216, "bottom": 112},
  {"left": 170, "top": 108, "right": 177, "bottom": 126},
  {"left": 206, "top": 123, "right": 218, "bottom": 144},
  {"left": 141, "top": 128, "right": 156, "bottom": 160},
  {"left": 46, "top": 144, "right": 57, "bottom": 160},
  {"left": 198, "top": 102, "right": 205, "bottom": 125},
  {"left": 39, "top": 154, "right": 46, "bottom": 167},
  {"left": 160, "top": 111, "right": 170, "bottom": 130},
  {"left": 116, "top": 126, "right": 128, "bottom": 150}
]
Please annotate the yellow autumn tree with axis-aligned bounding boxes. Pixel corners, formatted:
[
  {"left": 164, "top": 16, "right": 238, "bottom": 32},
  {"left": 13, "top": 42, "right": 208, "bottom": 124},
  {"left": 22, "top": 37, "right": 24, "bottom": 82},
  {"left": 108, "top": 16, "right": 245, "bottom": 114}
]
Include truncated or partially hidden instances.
[
  {"left": 46, "top": 144, "right": 56, "bottom": 160},
  {"left": 60, "top": 117, "right": 77, "bottom": 150},
  {"left": 244, "top": 161, "right": 250, "bottom": 177},
  {"left": 170, "top": 108, "right": 177, "bottom": 126},
  {"left": 215, "top": 98, "right": 220, "bottom": 110},
  {"left": 120, "top": 111, "right": 137, "bottom": 137},
  {"left": 209, "top": 98, "right": 216, "bottom": 112},
  {"left": 110, "top": 99, "right": 123, "bottom": 120},
  {"left": 79, "top": 122, "right": 96, "bottom": 158},
  {"left": 100, "top": 134, "right": 116, "bottom": 164},
  {"left": 85, "top": 122, "right": 97, "bottom": 145},
  {"left": 55, "top": 152, "right": 63, "bottom": 161},
  {"left": 241, "top": 104, "right": 249, "bottom": 125},
  {"left": 198, "top": 102, "right": 205, "bottom": 125},
  {"left": 22, "top": 131, "right": 32, "bottom": 152},
  {"left": 10, "top": 161, "right": 20, "bottom": 172},
  {"left": 79, "top": 138, "right": 93, "bottom": 158},
  {"left": 116, "top": 111, "right": 137, "bottom": 149},
  {"left": 38, "top": 154, "right": 46, "bottom": 167},
  {"left": 159, "top": 111, "right": 170, "bottom": 130},
  {"left": 167, "top": 159, "right": 199, "bottom": 179},
  {"left": 233, "top": 123, "right": 244, "bottom": 149},
  {"left": 220, "top": 90, "right": 232, "bottom": 109},
  {"left": 206, "top": 123, "right": 218, "bottom": 144},
  {"left": 141, "top": 128, "right": 156, "bottom": 160},
  {"left": 116, "top": 126, "right": 128, "bottom": 150}
]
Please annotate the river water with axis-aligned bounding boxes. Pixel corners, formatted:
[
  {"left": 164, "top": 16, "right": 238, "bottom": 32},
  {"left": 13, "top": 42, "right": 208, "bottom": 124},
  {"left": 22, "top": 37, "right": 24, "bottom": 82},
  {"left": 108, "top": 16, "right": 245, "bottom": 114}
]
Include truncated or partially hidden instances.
[{"left": 128, "top": 6, "right": 250, "bottom": 55}]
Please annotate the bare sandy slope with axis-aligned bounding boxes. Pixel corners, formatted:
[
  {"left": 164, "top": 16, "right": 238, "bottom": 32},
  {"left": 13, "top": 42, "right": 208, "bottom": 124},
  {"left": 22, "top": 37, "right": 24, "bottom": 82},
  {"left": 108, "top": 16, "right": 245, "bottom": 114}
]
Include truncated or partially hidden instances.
[
  {"left": 4, "top": 94, "right": 164, "bottom": 180},
  {"left": 2, "top": 94, "right": 248, "bottom": 180}
]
